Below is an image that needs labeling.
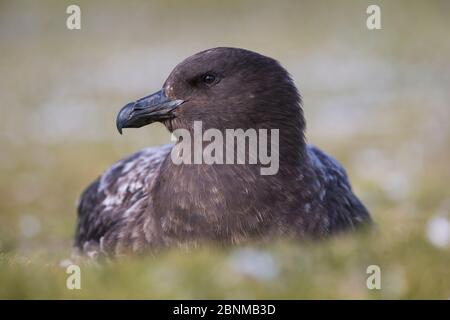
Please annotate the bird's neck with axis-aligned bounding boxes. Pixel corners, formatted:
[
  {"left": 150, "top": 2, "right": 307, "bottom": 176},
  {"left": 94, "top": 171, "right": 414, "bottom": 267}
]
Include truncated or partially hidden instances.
[
  {"left": 168, "top": 118, "right": 307, "bottom": 173},
  {"left": 148, "top": 129, "right": 313, "bottom": 245}
]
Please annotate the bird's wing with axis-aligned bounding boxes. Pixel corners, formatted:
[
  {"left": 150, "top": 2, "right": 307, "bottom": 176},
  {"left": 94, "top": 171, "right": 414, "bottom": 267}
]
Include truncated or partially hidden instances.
[
  {"left": 74, "top": 144, "right": 172, "bottom": 255},
  {"left": 307, "top": 145, "right": 371, "bottom": 232}
]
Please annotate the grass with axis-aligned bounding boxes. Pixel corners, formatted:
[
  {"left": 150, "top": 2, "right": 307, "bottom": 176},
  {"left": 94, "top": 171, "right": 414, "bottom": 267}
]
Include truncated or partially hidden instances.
[{"left": 1, "top": 223, "right": 449, "bottom": 299}]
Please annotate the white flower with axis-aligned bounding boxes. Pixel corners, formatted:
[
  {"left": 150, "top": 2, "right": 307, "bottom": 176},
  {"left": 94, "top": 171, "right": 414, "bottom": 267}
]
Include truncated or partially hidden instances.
[
  {"left": 426, "top": 215, "right": 450, "bottom": 248},
  {"left": 227, "top": 248, "right": 279, "bottom": 281}
]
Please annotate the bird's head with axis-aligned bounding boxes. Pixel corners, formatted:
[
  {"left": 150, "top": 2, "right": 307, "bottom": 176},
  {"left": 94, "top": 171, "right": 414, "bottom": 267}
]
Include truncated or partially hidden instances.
[{"left": 116, "top": 47, "right": 304, "bottom": 134}]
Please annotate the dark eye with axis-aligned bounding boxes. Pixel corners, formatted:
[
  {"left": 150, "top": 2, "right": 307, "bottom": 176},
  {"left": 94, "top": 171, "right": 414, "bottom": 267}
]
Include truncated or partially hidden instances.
[{"left": 202, "top": 74, "right": 216, "bottom": 85}]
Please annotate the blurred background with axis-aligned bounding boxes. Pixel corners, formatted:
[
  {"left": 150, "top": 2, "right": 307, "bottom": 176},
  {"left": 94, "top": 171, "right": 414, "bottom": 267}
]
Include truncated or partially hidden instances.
[{"left": 0, "top": 0, "right": 449, "bottom": 298}]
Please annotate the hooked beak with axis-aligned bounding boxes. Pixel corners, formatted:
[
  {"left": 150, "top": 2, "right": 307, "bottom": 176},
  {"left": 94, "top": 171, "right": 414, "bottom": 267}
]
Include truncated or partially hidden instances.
[{"left": 116, "top": 89, "right": 184, "bottom": 134}]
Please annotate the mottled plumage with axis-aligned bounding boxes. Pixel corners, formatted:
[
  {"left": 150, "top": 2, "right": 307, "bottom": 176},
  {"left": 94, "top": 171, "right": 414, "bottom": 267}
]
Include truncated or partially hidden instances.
[{"left": 75, "top": 47, "right": 371, "bottom": 257}]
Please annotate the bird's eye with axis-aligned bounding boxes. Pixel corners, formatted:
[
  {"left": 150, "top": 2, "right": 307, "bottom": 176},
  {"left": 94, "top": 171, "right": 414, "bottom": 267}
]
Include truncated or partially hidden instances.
[{"left": 202, "top": 74, "right": 216, "bottom": 85}]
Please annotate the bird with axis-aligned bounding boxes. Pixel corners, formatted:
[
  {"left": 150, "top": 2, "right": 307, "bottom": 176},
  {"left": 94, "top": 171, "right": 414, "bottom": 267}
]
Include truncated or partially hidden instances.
[{"left": 74, "top": 47, "right": 371, "bottom": 257}]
